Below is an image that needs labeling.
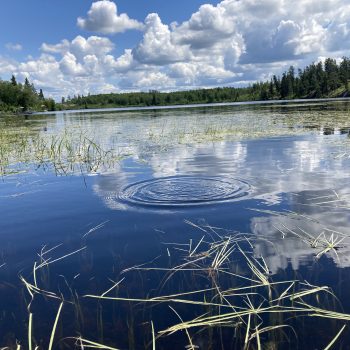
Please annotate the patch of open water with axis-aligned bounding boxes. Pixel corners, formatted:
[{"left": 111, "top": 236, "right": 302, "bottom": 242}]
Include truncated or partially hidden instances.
[{"left": 1, "top": 100, "right": 350, "bottom": 349}]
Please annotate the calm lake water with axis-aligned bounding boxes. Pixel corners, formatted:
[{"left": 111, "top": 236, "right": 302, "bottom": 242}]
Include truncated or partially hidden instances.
[{"left": 1, "top": 100, "right": 350, "bottom": 349}]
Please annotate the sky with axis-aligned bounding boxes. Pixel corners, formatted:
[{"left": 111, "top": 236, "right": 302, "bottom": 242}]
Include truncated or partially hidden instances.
[{"left": 0, "top": 0, "right": 349, "bottom": 99}]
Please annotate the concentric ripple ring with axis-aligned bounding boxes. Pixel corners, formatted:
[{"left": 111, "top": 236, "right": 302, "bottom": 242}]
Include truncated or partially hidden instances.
[{"left": 118, "top": 176, "right": 251, "bottom": 207}]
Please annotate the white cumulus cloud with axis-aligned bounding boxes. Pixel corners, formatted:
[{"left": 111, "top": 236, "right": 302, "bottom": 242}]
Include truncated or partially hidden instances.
[
  {"left": 42, "top": 36, "right": 114, "bottom": 58},
  {"left": 3, "top": 0, "right": 350, "bottom": 99},
  {"left": 77, "top": 0, "right": 143, "bottom": 34},
  {"left": 132, "top": 13, "right": 191, "bottom": 65}
]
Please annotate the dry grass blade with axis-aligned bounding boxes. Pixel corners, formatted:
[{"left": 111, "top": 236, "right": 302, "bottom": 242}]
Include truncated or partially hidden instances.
[
  {"left": 315, "top": 234, "right": 346, "bottom": 260},
  {"left": 323, "top": 325, "right": 346, "bottom": 350},
  {"left": 169, "top": 306, "right": 195, "bottom": 350},
  {"left": 159, "top": 305, "right": 311, "bottom": 335},
  {"left": 28, "top": 313, "right": 33, "bottom": 350},
  {"left": 255, "top": 326, "right": 261, "bottom": 350},
  {"left": 244, "top": 314, "right": 251, "bottom": 349},
  {"left": 289, "top": 286, "right": 331, "bottom": 301},
  {"left": 36, "top": 246, "right": 87, "bottom": 269},
  {"left": 151, "top": 321, "right": 156, "bottom": 350},
  {"left": 84, "top": 294, "right": 236, "bottom": 309},
  {"left": 48, "top": 301, "right": 64, "bottom": 350},
  {"left": 189, "top": 236, "right": 205, "bottom": 257},
  {"left": 75, "top": 337, "right": 120, "bottom": 349},
  {"left": 20, "top": 275, "right": 60, "bottom": 300},
  {"left": 249, "top": 325, "right": 293, "bottom": 341},
  {"left": 83, "top": 221, "right": 109, "bottom": 238},
  {"left": 100, "top": 278, "right": 125, "bottom": 297},
  {"left": 184, "top": 220, "right": 208, "bottom": 233},
  {"left": 298, "top": 302, "right": 350, "bottom": 321},
  {"left": 237, "top": 246, "right": 270, "bottom": 286}
]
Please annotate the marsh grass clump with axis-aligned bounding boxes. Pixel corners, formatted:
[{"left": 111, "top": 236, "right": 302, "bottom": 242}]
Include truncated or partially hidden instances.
[
  {"left": 2, "top": 103, "right": 350, "bottom": 177},
  {"left": 0, "top": 125, "right": 123, "bottom": 176},
  {"left": 5, "top": 219, "right": 350, "bottom": 350}
]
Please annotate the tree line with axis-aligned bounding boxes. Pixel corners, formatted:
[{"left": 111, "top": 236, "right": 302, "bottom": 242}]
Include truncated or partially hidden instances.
[
  {"left": 1, "top": 57, "right": 349, "bottom": 113},
  {"left": 64, "top": 57, "right": 350, "bottom": 110},
  {"left": 258, "top": 57, "right": 350, "bottom": 100},
  {"left": 0, "top": 76, "right": 55, "bottom": 112}
]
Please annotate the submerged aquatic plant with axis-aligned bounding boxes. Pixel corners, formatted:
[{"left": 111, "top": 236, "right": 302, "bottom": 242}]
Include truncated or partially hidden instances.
[{"left": 7, "top": 218, "right": 349, "bottom": 350}]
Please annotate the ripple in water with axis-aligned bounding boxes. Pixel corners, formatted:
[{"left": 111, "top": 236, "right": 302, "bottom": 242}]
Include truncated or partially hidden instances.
[{"left": 118, "top": 176, "right": 251, "bottom": 207}]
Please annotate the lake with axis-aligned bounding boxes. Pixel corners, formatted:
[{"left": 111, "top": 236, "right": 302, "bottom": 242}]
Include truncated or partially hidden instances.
[{"left": 1, "top": 100, "right": 350, "bottom": 349}]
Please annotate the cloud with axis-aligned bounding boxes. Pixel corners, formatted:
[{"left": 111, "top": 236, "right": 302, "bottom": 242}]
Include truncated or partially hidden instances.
[
  {"left": 4, "top": 0, "right": 350, "bottom": 99},
  {"left": 59, "top": 52, "right": 86, "bottom": 76},
  {"left": 0, "top": 56, "right": 18, "bottom": 75},
  {"left": 132, "top": 13, "right": 191, "bottom": 65},
  {"left": 103, "top": 49, "right": 137, "bottom": 73},
  {"left": 5, "top": 43, "right": 23, "bottom": 51},
  {"left": 42, "top": 35, "right": 114, "bottom": 59},
  {"left": 135, "top": 71, "right": 173, "bottom": 89},
  {"left": 174, "top": 3, "right": 237, "bottom": 50},
  {"left": 77, "top": 0, "right": 143, "bottom": 34},
  {"left": 41, "top": 40, "right": 70, "bottom": 54}
]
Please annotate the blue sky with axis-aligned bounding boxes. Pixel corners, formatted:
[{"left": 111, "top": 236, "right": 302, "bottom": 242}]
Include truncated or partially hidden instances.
[
  {"left": 0, "top": 1, "right": 220, "bottom": 60},
  {"left": 0, "top": 0, "right": 349, "bottom": 99}
]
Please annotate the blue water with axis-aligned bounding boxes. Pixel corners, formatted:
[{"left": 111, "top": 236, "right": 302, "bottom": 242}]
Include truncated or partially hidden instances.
[{"left": 1, "top": 100, "right": 350, "bottom": 349}]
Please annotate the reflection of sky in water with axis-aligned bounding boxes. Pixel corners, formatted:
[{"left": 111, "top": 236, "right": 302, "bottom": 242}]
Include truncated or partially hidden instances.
[
  {"left": 88, "top": 119, "right": 350, "bottom": 272},
  {"left": 251, "top": 210, "right": 350, "bottom": 273},
  {"left": 2, "top": 103, "right": 350, "bottom": 349},
  {"left": 93, "top": 134, "right": 350, "bottom": 208},
  {"left": 2, "top": 101, "right": 350, "bottom": 274}
]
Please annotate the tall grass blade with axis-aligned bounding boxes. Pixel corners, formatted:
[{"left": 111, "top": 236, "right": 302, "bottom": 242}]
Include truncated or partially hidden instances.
[
  {"left": 48, "top": 301, "right": 64, "bottom": 350},
  {"left": 323, "top": 325, "right": 346, "bottom": 350}
]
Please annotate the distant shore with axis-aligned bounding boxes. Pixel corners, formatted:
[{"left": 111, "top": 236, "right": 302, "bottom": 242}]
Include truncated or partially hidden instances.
[{"left": 31, "top": 96, "right": 350, "bottom": 116}]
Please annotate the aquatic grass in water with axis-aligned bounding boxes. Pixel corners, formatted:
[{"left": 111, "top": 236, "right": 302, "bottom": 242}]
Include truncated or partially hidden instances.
[
  {"left": 5, "top": 217, "right": 350, "bottom": 349},
  {"left": 2, "top": 100, "right": 350, "bottom": 177},
  {"left": 2, "top": 101, "right": 350, "bottom": 349},
  {"left": 0, "top": 126, "right": 124, "bottom": 176}
]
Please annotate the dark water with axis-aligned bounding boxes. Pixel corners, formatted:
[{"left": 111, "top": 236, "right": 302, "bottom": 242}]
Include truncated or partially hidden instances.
[{"left": 1, "top": 100, "right": 350, "bottom": 349}]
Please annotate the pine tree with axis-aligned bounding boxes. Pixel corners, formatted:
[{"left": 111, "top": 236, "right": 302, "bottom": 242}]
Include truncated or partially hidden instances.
[
  {"left": 269, "top": 79, "right": 274, "bottom": 97},
  {"left": 11, "top": 75, "right": 17, "bottom": 86},
  {"left": 24, "top": 77, "right": 31, "bottom": 88},
  {"left": 39, "top": 89, "right": 44, "bottom": 99},
  {"left": 339, "top": 57, "right": 349, "bottom": 91}
]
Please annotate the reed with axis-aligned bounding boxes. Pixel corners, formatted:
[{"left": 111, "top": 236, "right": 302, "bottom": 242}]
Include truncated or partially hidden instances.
[{"left": 6, "top": 217, "right": 350, "bottom": 349}]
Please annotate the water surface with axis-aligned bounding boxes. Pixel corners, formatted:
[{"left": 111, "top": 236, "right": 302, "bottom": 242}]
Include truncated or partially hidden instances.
[{"left": 1, "top": 100, "right": 350, "bottom": 349}]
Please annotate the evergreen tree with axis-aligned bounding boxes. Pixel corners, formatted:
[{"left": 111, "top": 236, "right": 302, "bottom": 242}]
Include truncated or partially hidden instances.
[
  {"left": 10, "top": 75, "right": 17, "bottom": 86},
  {"left": 2, "top": 56, "right": 350, "bottom": 113},
  {"left": 269, "top": 80, "right": 274, "bottom": 97},
  {"left": 39, "top": 89, "right": 44, "bottom": 99},
  {"left": 339, "top": 57, "right": 349, "bottom": 91},
  {"left": 24, "top": 77, "right": 31, "bottom": 88},
  {"left": 324, "top": 58, "right": 340, "bottom": 91}
]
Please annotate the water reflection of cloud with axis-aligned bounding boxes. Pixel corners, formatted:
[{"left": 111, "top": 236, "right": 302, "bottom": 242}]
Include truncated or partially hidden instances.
[
  {"left": 70, "top": 106, "right": 350, "bottom": 216},
  {"left": 93, "top": 132, "right": 350, "bottom": 211},
  {"left": 250, "top": 208, "right": 350, "bottom": 273},
  {"left": 92, "top": 141, "right": 248, "bottom": 209},
  {"left": 148, "top": 141, "right": 247, "bottom": 178},
  {"left": 84, "top": 109, "right": 350, "bottom": 272}
]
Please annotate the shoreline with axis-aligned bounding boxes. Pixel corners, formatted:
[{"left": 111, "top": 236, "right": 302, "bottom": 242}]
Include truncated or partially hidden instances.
[{"left": 32, "top": 96, "right": 350, "bottom": 116}]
